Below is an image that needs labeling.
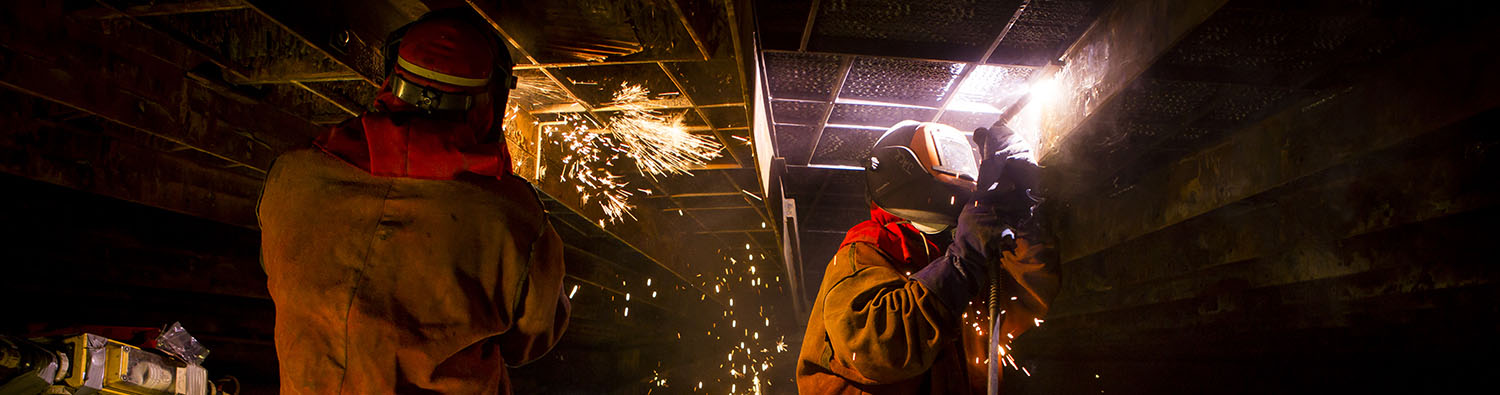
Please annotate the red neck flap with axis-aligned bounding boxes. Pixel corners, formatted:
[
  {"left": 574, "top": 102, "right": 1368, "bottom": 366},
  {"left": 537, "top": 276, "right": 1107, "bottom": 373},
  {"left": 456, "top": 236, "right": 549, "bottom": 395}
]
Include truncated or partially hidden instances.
[
  {"left": 840, "top": 203, "right": 942, "bottom": 272},
  {"left": 314, "top": 90, "right": 511, "bottom": 180}
]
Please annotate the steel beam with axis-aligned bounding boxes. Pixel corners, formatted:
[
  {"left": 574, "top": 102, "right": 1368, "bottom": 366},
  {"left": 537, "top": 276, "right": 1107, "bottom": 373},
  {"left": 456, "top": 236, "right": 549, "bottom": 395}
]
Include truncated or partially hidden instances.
[
  {"left": 803, "top": 56, "right": 854, "bottom": 165},
  {"left": 1054, "top": 114, "right": 1500, "bottom": 319},
  {"left": 73, "top": 0, "right": 250, "bottom": 19},
  {"left": 1037, "top": 0, "right": 1229, "bottom": 162},
  {"left": 1053, "top": 29, "right": 1500, "bottom": 263},
  {"left": 244, "top": 0, "right": 390, "bottom": 87}
]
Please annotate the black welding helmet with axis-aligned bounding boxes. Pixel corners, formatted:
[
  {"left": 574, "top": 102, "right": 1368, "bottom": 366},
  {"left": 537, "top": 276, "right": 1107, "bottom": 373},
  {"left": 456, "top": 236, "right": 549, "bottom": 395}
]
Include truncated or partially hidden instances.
[{"left": 864, "top": 120, "right": 980, "bottom": 228}]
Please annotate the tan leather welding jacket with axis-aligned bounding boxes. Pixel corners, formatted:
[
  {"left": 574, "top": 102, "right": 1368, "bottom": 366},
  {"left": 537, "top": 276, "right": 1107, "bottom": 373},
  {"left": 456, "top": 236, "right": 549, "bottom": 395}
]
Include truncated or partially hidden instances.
[
  {"left": 797, "top": 207, "right": 1057, "bottom": 394},
  {"left": 258, "top": 149, "right": 568, "bottom": 394}
]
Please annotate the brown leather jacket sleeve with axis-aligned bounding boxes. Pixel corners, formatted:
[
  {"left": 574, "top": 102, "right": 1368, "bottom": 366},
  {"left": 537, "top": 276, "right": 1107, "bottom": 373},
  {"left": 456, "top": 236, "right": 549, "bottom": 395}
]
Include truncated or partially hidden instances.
[
  {"left": 499, "top": 220, "right": 570, "bottom": 367},
  {"left": 822, "top": 242, "right": 959, "bottom": 384},
  {"left": 997, "top": 236, "right": 1060, "bottom": 340}
]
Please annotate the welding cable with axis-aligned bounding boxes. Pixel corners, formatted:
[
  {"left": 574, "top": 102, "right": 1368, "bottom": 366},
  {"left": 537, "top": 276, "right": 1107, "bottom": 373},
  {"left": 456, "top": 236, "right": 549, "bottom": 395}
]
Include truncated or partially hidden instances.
[{"left": 988, "top": 252, "right": 1004, "bottom": 395}]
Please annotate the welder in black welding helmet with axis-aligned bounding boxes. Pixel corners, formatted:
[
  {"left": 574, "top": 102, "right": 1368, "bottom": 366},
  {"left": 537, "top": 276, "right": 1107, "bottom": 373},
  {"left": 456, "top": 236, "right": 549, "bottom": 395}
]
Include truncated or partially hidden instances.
[
  {"left": 863, "top": 120, "right": 980, "bottom": 233},
  {"left": 798, "top": 120, "right": 1056, "bottom": 393}
]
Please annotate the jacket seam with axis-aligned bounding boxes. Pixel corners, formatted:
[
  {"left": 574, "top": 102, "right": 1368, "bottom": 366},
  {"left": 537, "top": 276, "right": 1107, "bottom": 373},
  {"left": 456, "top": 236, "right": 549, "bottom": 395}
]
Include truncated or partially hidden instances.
[{"left": 338, "top": 179, "right": 395, "bottom": 395}]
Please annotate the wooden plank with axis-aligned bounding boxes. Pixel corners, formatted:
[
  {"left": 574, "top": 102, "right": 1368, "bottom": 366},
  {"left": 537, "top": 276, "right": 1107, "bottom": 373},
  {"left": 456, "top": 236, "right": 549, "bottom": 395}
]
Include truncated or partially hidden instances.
[
  {"left": 1051, "top": 111, "right": 1500, "bottom": 319},
  {"left": 1036, "top": 0, "right": 1228, "bottom": 160},
  {"left": 1052, "top": 28, "right": 1500, "bottom": 262}
]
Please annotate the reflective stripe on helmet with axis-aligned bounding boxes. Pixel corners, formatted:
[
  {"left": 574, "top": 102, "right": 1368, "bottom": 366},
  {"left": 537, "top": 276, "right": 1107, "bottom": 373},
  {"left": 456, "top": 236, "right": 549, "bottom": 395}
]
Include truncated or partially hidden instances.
[{"left": 396, "top": 56, "right": 490, "bottom": 87}]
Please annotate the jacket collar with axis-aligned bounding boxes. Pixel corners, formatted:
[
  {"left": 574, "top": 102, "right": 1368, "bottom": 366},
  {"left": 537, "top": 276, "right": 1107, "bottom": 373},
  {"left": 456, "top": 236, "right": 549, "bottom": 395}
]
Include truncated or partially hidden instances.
[{"left": 840, "top": 203, "right": 941, "bottom": 272}]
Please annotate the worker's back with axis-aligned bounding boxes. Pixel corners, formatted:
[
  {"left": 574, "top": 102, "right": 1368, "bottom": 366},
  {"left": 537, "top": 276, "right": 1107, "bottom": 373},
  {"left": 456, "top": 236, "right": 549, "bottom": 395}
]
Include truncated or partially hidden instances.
[{"left": 258, "top": 148, "right": 568, "bottom": 394}]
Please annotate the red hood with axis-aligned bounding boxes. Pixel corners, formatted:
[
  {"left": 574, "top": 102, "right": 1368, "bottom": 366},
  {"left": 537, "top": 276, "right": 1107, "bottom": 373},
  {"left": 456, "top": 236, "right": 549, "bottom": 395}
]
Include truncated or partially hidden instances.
[
  {"left": 313, "top": 89, "right": 511, "bottom": 180},
  {"left": 840, "top": 203, "right": 942, "bottom": 272}
]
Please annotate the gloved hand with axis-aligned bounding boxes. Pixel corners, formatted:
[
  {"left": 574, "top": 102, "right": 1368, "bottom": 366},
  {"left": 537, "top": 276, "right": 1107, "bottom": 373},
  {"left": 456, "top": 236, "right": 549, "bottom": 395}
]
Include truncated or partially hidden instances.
[{"left": 912, "top": 199, "right": 1020, "bottom": 313}]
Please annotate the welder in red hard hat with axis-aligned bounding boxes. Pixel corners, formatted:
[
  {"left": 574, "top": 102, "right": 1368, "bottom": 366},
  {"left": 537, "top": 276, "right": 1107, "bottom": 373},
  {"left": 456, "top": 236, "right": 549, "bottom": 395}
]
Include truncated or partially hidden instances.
[
  {"left": 797, "top": 120, "right": 1059, "bottom": 394},
  {"left": 257, "top": 9, "right": 567, "bottom": 394}
]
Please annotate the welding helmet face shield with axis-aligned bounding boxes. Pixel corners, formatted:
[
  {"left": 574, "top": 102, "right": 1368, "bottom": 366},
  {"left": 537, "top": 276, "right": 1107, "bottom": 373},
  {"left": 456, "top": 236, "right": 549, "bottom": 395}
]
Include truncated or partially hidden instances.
[{"left": 865, "top": 121, "right": 981, "bottom": 231}]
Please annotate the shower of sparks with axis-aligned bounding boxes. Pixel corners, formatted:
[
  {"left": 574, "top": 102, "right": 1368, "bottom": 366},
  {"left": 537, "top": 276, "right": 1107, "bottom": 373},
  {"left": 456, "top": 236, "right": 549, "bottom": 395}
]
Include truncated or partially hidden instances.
[
  {"left": 603, "top": 83, "right": 723, "bottom": 177},
  {"left": 534, "top": 83, "right": 726, "bottom": 224},
  {"left": 545, "top": 115, "right": 637, "bottom": 223},
  {"left": 599, "top": 246, "right": 789, "bottom": 393},
  {"left": 508, "top": 74, "right": 572, "bottom": 109}
]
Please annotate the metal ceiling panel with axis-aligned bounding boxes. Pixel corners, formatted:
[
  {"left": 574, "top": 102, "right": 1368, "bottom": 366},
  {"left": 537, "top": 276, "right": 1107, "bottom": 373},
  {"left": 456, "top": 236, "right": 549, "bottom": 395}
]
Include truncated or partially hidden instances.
[
  {"left": 1113, "top": 79, "right": 1220, "bottom": 124},
  {"left": 657, "top": 206, "right": 708, "bottom": 231},
  {"left": 753, "top": 0, "right": 814, "bottom": 51},
  {"left": 547, "top": 63, "right": 688, "bottom": 108},
  {"left": 307, "top": 80, "right": 377, "bottom": 110},
  {"left": 839, "top": 57, "right": 964, "bottom": 107},
  {"left": 1194, "top": 85, "right": 1303, "bottom": 127},
  {"left": 1151, "top": 3, "right": 1387, "bottom": 86},
  {"left": 770, "top": 100, "right": 828, "bottom": 125},
  {"left": 657, "top": 169, "right": 739, "bottom": 195},
  {"left": 665, "top": 59, "right": 745, "bottom": 106},
  {"left": 763, "top": 51, "right": 843, "bottom": 100},
  {"left": 783, "top": 165, "right": 832, "bottom": 199},
  {"left": 697, "top": 131, "right": 743, "bottom": 167},
  {"left": 701, "top": 106, "right": 749, "bottom": 129},
  {"left": 149, "top": 8, "right": 349, "bottom": 80},
  {"left": 807, "top": 0, "right": 1023, "bottom": 61},
  {"left": 774, "top": 124, "right": 816, "bottom": 165},
  {"left": 681, "top": 109, "right": 708, "bottom": 126},
  {"left": 719, "top": 129, "right": 755, "bottom": 167},
  {"left": 812, "top": 0, "right": 1018, "bottom": 48},
  {"left": 510, "top": 69, "right": 578, "bottom": 110},
  {"left": 935, "top": 110, "right": 1001, "bottom": 134},
  {"left": 723, "top": 169, "right": 760, "bottom": 193},
  {"left": 987, "top": 0, "right": 1106, "bottom": 65},
  {"left": 810, "top": 126, "right": 880, "bottom": 166},
  {"left": 513, "top": 0, "right": 709, "bottom": 63},
  {"left": 691, "top": 207, "right": 763, "bottom": 230},
  {"left": 827, "top": 103, "right": 937, "bottom": 129},
  {"left": 664, "top": 194, "right": 751, "bottom": 208},
  {"left": 950, "top": 64, "right": 1035, "bottom": 110},
  {"left": 748, "top": 231, "right": 778, "bottom": 250},
  {"left": 259, "top": 83, "right": 354, "bottom": 125}
]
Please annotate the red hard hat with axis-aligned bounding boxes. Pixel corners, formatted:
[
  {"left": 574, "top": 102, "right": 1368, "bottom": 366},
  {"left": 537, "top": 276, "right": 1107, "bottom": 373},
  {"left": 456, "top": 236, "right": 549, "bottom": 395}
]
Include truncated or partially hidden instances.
[{"left": 393, "top": 16, "right": 496, "bottom": 93}]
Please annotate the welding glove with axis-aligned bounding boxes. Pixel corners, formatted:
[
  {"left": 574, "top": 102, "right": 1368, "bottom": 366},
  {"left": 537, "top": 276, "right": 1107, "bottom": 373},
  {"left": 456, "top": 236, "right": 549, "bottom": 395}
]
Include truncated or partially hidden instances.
[{"left": 912, "top": 197, "right": 1020, "bottom": 314}]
